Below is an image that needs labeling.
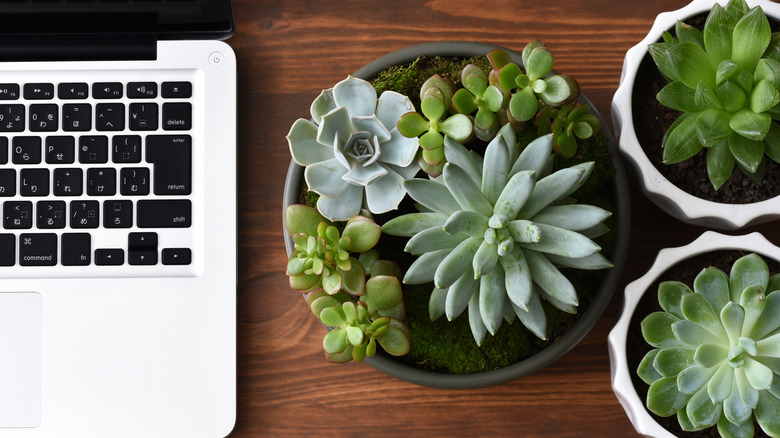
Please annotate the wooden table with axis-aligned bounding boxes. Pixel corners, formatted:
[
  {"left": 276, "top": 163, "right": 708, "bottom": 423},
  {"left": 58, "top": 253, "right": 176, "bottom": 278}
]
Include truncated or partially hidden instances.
[{"left": 231, "top": 0, "right": 779, "bottom": 436}]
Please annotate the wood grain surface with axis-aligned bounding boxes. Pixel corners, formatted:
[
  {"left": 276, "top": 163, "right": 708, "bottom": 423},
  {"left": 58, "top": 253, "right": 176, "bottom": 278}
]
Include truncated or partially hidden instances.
[{"left": 231, "top": 0, "right": 779, "bottom": 436}]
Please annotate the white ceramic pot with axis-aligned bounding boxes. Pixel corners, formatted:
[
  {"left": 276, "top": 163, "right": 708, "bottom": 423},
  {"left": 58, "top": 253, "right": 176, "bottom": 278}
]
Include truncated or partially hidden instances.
[
  {"left": 608, "top": 231, "right": 780, "bottom": 437},
  {"left": 611, "top": 0, "right": 780, "bottom": 229}
]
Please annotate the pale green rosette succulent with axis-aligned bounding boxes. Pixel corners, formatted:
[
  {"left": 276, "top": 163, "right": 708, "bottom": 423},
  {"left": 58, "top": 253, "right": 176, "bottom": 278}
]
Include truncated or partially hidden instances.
[
  {"left": 287, "top": 76, "right": 421, "bottom": 221},
  {"left": 383, "top": 125, "right": 613, "bottom": 345},
  {"left": 639, "top": 253, "right": 780, "bottom": 438}
]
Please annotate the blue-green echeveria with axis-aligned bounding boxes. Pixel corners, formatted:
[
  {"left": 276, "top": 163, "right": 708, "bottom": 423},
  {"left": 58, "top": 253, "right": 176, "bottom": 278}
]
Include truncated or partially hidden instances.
[
  {"left": 287, "top": 76, "right": 421, "bottom": 221},
  {"left": 383, "top": 125, "right": 613, "bottom": 344}
]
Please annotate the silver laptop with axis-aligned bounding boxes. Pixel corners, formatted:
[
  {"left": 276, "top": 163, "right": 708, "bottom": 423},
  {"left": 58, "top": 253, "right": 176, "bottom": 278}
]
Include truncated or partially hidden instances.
[{"left": 0, "top": 2, "right": 237, "bottom": 437}]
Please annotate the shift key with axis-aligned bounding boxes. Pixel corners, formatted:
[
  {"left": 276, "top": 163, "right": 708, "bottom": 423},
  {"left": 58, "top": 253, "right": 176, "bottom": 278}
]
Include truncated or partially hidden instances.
[
  {"left": 137, "top": 200, "right": 191, "bottom": 228},
  {"left": 146, "top": 135, "right": 191, "bottom": 195}
]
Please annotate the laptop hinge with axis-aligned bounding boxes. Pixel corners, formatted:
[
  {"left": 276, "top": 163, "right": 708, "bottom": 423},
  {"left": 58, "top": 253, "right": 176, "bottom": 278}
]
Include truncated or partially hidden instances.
[{"left": 0, "top": 35, "right": 157, "bottom": 62}]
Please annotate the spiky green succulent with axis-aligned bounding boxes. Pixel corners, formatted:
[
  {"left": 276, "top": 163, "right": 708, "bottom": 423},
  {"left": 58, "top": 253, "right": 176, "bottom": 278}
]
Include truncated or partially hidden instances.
[
  {"left": 638, "top": 253, "right": 780, "bottom": 437},
  {"left": 648, "top": 0, "right": 780, "bottom": 189},
  {"left": 382, "top": 125, "right": 613, "bottom": 344}
]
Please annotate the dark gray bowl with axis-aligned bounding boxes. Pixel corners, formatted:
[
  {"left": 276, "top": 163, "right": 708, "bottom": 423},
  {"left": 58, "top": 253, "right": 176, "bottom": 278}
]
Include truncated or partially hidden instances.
[{"left": 282, "top": 41, "right": 631, "bottom": 389}]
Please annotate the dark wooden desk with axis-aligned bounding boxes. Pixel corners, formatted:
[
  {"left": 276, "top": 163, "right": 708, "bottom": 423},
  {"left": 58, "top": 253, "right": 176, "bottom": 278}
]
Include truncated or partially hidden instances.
[{"left": 231, "top": 0, "right": 778, "bottom": 436}]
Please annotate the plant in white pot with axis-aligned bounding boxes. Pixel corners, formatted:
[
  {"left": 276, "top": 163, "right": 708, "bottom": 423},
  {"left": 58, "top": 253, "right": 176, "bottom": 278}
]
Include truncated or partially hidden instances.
[{"left": 612, "top": 0, "right": 780, "bottom": 229}]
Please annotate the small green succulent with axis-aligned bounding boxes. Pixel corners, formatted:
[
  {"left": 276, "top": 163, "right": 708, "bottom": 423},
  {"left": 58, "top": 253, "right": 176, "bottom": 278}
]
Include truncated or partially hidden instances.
[
  {"left": 638, "top": 253, "right": 780, "bottom": 437},
  {"left": 648, "top": 0, "right": 780, "bottom": 189},
  {"left": 536, "top": 102, "right": 601, "bottom": 159},
  {"left": 383, "top": 125, "right": 613, "bottom": 344},
  {"left": 397, "top": 74, "right": 474, "bottom": 177},
  {"left": 285, "top": 204, "right": 381, "bottom": 295},
  {"left": 451, "top": 64, "right": 507, "bottom": 142}
]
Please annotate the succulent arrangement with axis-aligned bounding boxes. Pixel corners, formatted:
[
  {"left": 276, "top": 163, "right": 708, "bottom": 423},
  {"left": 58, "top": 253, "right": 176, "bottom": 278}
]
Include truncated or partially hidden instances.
[
  {"left": 638, "top": 253, "right": 780, "bottom": 437},
  {"left": 648, "top": 0, "right": 780, "bottom": 190},
  {"left": 284, "top": 42, "right": 616, "bottom": 368}
]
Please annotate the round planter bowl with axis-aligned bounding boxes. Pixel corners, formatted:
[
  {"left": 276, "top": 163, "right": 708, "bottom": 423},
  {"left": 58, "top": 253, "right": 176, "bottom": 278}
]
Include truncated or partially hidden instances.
[
  {"left": 608, "top": 231, "right": 780, "bottom": 437},
  {"left": 611, "top": 0, "right": 780, "bottom": 230},
  {"left": 283, "top": 41, "right": 631, "bottom": 389}
]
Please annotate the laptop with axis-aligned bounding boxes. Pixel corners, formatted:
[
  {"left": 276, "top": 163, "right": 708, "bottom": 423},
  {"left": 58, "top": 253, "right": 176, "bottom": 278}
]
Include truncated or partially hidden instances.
[{"left": 0, "top": 1, "right": 236, "bottom": 437}]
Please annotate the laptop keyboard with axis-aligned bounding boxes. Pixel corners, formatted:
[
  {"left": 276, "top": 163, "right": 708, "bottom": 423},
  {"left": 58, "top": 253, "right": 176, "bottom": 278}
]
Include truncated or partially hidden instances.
[{"left": 0, "top": 72, "right": 197, "bottom": 275}]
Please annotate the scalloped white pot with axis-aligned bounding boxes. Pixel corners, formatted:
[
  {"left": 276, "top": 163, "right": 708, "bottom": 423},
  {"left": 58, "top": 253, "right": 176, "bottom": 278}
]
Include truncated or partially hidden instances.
[
  {"left": 611, "top": 0, "right": 780, "bottom": 229},
  {"left": 608, "top": 231, "right": 780, "bottom": 437}
]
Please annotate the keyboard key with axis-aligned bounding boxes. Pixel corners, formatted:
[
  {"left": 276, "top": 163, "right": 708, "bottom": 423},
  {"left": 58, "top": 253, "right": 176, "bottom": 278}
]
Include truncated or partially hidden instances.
[
  {"left": 103, "top": 200, "right": 132, "bottom": 228},
  {"left": 12, "top": 136, "right": 41, "bottom": 164},
  {"left": 53, "top": 168, "right": 83, "bottom": 196},
  {"left": 161, "top": 82, "right": 191, "bottom": 98},
  {"left": 0, "top": 104, "right": 24, "bottom": 132},
  {"left": 162, "top": 248, "right": 191, "bottom": 265},
  {"left": 95, "top": 248, "right": 124, "bottom": 266},
  {"left": 70, "top": 200, "right": 99, "bottom": 228},
  {"left": 29, "top": 104, "right": 58, "bottom": 132},
  {"left": 146, "top": 135, "right": 191, "bottom": 195},
  {"left": 45, "top": 136, "right": 75, "bottom": 164},
  {"left": 62, "top": 104, "right": 91, "bottom": 131},
  {"left": 92, "top": 82, "right": 123, "bottom": 99},
  {"left": 112, "top": 135, "right": 141, "bottom": 163},
  {"left": 129, "top": 250, "right": 157, "bottom": 265},
  {"left": 0, "top": 234, "right": 14, "bottom": 266},
  {"left": 96, "top": 103, "right": 124, "bottom": 131},
  {"left": 120, "top": 167, "right": 149, "bottom": 195},
  {"left": 20, "top": 169, "right": 49, "bottom": 196},
  {"left": 61, "top": 233, "right": 91, "bottom": 266},
  {"left": 58, "top": 83, "right": 88, "bottom": 99},
  {"left": 19, "top": 233, "right": 56, "bottom": 266},
  {"left": 79, "top": 136, "right": 108, "bottom": 163},
  {"left": 0, "top": 84, "right": 19, "bottom": 100},
  {"left": 162, "top": 103, "right": 191, "bottom": 131},
  {"left": 87, "top": 168, "right": 116, "bottom": 196},
  {"left": 127, "top": 82, "right": 157, "bottom": 98},
  {"left": 129, "top": 102, "right": 158, "bottom": 131},
  {"left": 137, "top": 199, "right": 191, "bottom": 228},
  {"left": 0, "top": 137, "right": 7, "bottom": 163},
  {"left": 36, "top": 201, "right": 66, "bottom": 229},
  {"left": 0, "top": 169, "right": 15, "bottom": 197},
  {"left": 4, "top": 201, "right": 32, "bottom": 229},
  {"left": 23, "top": 83, "right": 54, "bottom": 100},
  {"left": 128, "top": 232, "right": 157, "bottom": 265}
]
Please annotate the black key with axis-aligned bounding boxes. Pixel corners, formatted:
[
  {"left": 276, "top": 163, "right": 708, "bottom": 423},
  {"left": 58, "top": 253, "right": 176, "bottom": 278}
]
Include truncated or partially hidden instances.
[
  {"left": 36, "top": 200, "right": 65, "bottom": 229},
  {"left": 161, "top": 82, "right": 191, "bottom": 98},
  {"left": 61, "top": 233, "right": 90, "bottom": 266},
  {"left": 58, "top": 83, "right": 88, "bottom": 99},
  {"left": 4, "top": 201, "right": 32, "bottom": 229},
  {"left": 45, "top": 136, "right": 75, "bottom": 164},
  {"left": 0, "top": 137, "right": 7, "bottom": 163},
  {"left": 162, "top": 248, "right": 191, "bottom": 265},
  {"left": 92, "top": 82, "right": 123, "bottom": 99},
  {"left": 70, "top": 200, "right": 99, "bottom": 228},
  {"left": 162, "top": 103, "right": 191, "bottom": 131},
  {"left": 0, "top": 104, "right": 24, "bottom": 132},
  {"left": 146, "top": 135, "right": 191, "bottom": 195},
  {"left": 129, "top": 102, "right": 158, "bottom": 131},
  {"left": 87, "top": 168, "right": 116, "bottom": 196},
  {"left": 29, "top": 104, "right": 58, "bottom": 132},
  {"left": 23, "top": 83, "right": 54, "bottom": 100},
  {"left": 127, "top": 82, "right": 157, "bottom": 99},
  {"left": 103, "top": 200, "right": 132, "bottom": 228},
  {"left": 95, "top": 248, "right": 124, "bottom": 266},
  {"left": 20, "top": 169, "right": 49, "bottom": 196},
  {"left": 137, "top": 200, "right": 191, "bottom": 228},
  {"left": 128, "top": 232, "right": 157, "bottom": 266},
  {"left": 0, "top": 84, "right": 20, "bottom": 100},
  {"left": 96, "top": 103, "right": 124, "bottom": 131},
  {"left": 78, "top": 136, "right": 108, "bottom": 163},
  {"left": 19, "top": 233, "right": 56, "bottom": 266},
  {"left": 12, "top": 136, "right": 41, "bottom": 164},
  {"left": 129, "top": 250, "right": 157, "bottom": 265},
  {"left": 0, "top": 234, "right": 14, "bottom": 266},
  {"left": 120, "top": 167, "right": 149, "bottom": 195},
  {"left": 62, "top": 104, "right": 91, "bottom": 131},
  {"left": 112, "top": 135, "right": 141, "bottom": 163},
  {"left": 0, "top": 169, "right": 15, "bottom": 197},
  {"left": 53, "top": 168, "right": 83, "bottom": 196}
]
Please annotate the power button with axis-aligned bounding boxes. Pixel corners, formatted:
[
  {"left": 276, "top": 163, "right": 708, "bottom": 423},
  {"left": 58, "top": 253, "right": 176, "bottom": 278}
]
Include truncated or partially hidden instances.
[{"left": 209, "top": 51, "right": 225, "bottom": 68}]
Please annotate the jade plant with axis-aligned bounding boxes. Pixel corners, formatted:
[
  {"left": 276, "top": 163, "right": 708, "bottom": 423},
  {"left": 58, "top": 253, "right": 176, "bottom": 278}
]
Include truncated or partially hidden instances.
[
  {"left": 383, "top": 125, "right": 613, "bottom": 344},
  {"left": 638, "top": 253, "right": 780, "bottom": 437},
  {"left": 536, "top": 102, "right": 602, "bottom": 158},
  {"left": 451, "top": 64, "right": 507, "bottom": 142},
  {"left": 648, "top": 0, "right": 780, "bottom": 189},
  {"left": 287, "top": 76, "right": 422, "bottom": 221}
]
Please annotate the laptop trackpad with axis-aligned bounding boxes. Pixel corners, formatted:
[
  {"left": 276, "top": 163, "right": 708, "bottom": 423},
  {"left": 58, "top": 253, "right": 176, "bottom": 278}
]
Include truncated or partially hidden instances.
[{"left": 0, "top": 292, "right": 41, "bottom": 428}]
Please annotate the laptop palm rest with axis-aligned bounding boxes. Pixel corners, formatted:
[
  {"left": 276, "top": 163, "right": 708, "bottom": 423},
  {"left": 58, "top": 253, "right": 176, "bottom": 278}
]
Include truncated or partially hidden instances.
[{"left": 0, "top": 292, "right": 41, "bottom": 428}]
